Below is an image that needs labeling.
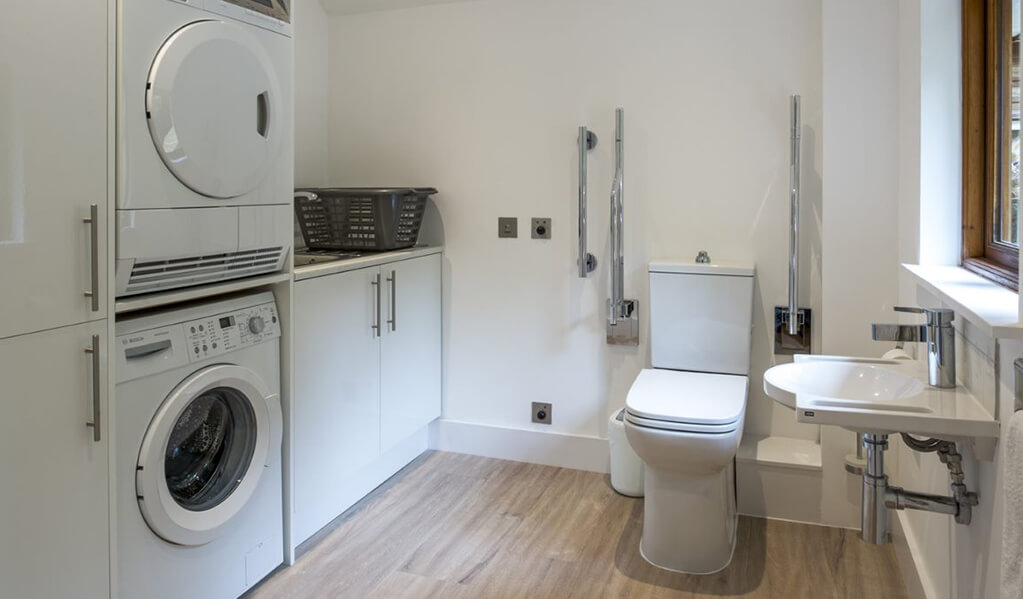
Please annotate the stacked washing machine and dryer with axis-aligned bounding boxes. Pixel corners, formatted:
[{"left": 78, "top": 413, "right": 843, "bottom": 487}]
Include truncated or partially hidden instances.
[{"left": 114, "top": 1, "right": 292, "bottom": 598}]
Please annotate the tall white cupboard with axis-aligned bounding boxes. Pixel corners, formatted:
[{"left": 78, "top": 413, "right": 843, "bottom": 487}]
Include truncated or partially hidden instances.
[{"left": 0, "top": 3, "right": 112, "bottom": 598}]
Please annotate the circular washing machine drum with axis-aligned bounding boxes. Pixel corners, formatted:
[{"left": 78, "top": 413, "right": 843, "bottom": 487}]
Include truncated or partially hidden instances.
[
  {"left": 136, "top": 364, "right": 281, "bottom": 546},
  {"left": 146, "top": 20, "right": 283, "bottom": 199}
]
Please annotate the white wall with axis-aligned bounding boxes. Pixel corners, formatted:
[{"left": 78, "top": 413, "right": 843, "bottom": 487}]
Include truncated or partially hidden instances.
[
  {"left": 321, "top": 0, "right": 825, "bottom": 456},
  {"left": 821, "top": 0, "right": 900, "bottom": 358},
  {"left": 294, "top": 0, "right": 329, "bottom": 188},
  {"left": 917, "top": 0, "right": 963, "bottom": 268}
]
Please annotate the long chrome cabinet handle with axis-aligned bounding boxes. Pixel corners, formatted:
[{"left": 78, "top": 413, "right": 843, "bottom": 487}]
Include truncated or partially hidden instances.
[
  {"left": 83, "top": 204, "right": 99, "bottom": 312},
  {"left": 84, "top": 334, "right": 101, "bottom": 442},
  {"left": 578, "top": 126, "right": 598, "bottom": 278},
  {"left": 371, "top": 273, "right": 382, "bottom": 337},
  {"left": 387, "top": 270, "right": 397, "bottom": 332}
]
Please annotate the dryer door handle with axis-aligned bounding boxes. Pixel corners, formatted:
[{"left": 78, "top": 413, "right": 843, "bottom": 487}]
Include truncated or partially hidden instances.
[{"left": 257, "top": 91, "right": 270, "bottom": 138}]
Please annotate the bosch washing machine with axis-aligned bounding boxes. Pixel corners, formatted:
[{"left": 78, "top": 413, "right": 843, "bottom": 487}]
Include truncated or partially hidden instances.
[{"left": 114, "top": 292, "right": 284, "bottom": 598}]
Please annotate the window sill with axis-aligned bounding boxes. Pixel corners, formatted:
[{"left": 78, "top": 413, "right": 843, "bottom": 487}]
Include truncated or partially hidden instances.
[
  {"left": 962, "top": 257, "right": 1019, "bottom": 291},
  {"left": 903, "top": 264, "right": 1023, "bottom": 339}
]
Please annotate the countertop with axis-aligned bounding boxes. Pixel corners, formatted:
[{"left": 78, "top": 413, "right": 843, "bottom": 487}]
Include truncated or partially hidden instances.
[{"left": 293, "top": 246, "right": 443, "bottom": 282}]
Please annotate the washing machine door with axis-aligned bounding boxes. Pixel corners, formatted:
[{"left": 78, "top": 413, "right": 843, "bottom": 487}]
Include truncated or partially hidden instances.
[
  {"left": 136, "top": 364, "right": 282, "bottom": 546},
  {"left": 146, "top": 20, "right": 282, "bottom": 199}
]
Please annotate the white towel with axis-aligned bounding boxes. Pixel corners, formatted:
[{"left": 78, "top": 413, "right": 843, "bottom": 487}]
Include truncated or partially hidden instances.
[{"left": 1002, "top": 411, "right": 1023, "bottom": 598}]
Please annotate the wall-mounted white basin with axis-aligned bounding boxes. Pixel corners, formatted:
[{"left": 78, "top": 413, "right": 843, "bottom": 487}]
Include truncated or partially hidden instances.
[
  {"left": 763, "top": 355, "right": 999, "bottom": 440},
  {"left": 764, "top": 359, "right": 925, "bottom": 409}
]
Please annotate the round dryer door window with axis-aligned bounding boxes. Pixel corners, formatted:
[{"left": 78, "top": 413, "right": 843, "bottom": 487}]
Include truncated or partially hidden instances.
[
  {"left": 146, "top": 21, "right": 282, "bottom": 199},
  {"left": 136, "top": 364, "right": 282, "bottom": 546}
]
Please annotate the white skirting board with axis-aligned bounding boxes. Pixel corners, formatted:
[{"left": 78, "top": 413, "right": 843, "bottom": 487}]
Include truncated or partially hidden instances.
[
  {"left": 890, "top": 510, "right": 935, "bottom": 599},
  {"left": 429, "top": 419, "right": 610, "bottom": 473}
]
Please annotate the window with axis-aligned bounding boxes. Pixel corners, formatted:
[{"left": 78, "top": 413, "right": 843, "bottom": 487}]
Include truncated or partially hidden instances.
[{"left": 962, "top": 0, "right": 1021, "bottom": 290}]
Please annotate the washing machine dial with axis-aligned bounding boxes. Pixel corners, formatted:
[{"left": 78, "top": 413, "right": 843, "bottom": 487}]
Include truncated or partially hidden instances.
[{"left": 248, "top": 315, "right": 266, "bottom": 335}]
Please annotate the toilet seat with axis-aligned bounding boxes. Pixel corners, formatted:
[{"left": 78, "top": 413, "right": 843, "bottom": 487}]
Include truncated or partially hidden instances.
[
  {"left": 624, "top": 412, "right": 739, "bottom": 434},
  {"left": 625, "top": 369, "right": 747, "bottom": 428}
]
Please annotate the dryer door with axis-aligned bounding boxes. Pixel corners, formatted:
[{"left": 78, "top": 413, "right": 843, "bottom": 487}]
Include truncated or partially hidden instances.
[
  {"left": 146, "top": 21, "right": 282, "bottom": 199},
  {"left": 136, "top": 364, "right": 282, "bottom": 546}
]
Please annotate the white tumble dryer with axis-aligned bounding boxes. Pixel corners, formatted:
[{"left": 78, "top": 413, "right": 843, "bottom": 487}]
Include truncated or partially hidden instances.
[
  {"left": 115, "top": 292, "right": 283, "bottom": 599},
  {"left": 117, "top": 0, "right": 294, "bottom": 297}
]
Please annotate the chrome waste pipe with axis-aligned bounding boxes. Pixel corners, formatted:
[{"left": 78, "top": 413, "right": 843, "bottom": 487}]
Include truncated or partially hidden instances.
[
  {"left": 787, "top": 95, "right": 801, "bottom": 336},
  {"left": 860, "top": 433, "right": 979, "bottom": 545},
  {"left": 860, "top": 434, "right": 889, "bottom": 544}
]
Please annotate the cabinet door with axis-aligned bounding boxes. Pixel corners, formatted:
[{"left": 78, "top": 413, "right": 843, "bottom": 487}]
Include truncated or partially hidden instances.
[
  {"left": 294, "top": 268, "right": 381, "bottom": 543},
  {"left": 0, "top": 321, "right": 109, "bottom": 599},
  {"left": 380, "top": 254, "right": 442, "bottom": 452},
  {"left": 0, "top": 3, "right": 109, "bottom": 339}
]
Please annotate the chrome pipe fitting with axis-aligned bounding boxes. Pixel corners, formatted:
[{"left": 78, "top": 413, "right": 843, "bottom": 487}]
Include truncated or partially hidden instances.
[
  {"left": 860, "top": 433, "right": 889, "bottom": 545},
  {"left": 858, "top": 433, "right": 978, "bottom": 544}
]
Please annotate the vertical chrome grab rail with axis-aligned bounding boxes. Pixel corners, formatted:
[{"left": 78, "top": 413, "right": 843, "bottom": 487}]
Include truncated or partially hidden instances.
[
  {"left": 609, "top": 109, "right": 625, "bottom": 325},
  {"left": 605, "top": 107, "right": 637, "bottom": 345},
  {"left": 787, "top": 95, "right": 801, "bottom": 336},
  {"left": 578, "top": 127, "right": 598, "bottom": 277}
]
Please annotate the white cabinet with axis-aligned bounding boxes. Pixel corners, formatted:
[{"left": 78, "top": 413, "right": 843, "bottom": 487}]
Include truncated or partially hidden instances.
[
  {"left": 294, "top": 253, "right": 442, "bottom": 541},
  {"left": 0, "top": 321, "right": 109, "bottom": 599},
  {"left": 0, "top": 4, "right": 111, "bottom": 599},
  {"left": 293, "top": 266, "right": 381, "bottom": 541},
  {"left": 380, "top": 255, "right": 442, "bottom": 452},
  {"left": 0, "top": 2, "right": 109, "bottom": 339}
]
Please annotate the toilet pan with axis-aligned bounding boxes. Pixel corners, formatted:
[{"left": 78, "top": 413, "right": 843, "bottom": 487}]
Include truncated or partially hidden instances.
[
  {"left": 624, "top": 369, "right": 747, "bottom": 574},
  {"left": 624, "top": 415, "right": 745, "bottom": 574}
]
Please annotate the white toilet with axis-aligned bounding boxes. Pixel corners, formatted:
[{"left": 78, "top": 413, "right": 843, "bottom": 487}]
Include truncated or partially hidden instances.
[{"left": 624, "top": 260, "right": 754, "bottom": 574}]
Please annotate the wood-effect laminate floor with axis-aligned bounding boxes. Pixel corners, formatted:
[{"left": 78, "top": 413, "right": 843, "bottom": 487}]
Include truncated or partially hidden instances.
[{"left": 248, "top": 451, "right": 908, "bottom": 599}]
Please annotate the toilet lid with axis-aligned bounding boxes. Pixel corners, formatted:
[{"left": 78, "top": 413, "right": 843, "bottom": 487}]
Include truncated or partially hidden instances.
[{"left": 625, "top": 369, "right": 747, "bottom": 425}]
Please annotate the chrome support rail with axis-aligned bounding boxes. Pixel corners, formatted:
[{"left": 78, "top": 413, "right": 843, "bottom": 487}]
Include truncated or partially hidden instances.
[
  {"left": 607, "top": 108, "right": 638, "bottom": 345},
  {"left": 787, "top": 95, "right": 801, "bottom": 336},
  {"left": 609, "top": 110, "right": 624, "bottom": 324},
  {"left": 775, "top": 95, "right": 811, "bottom": 354},
  {"left": 578, "top": 127, "right": 598, "bottom": 278}
]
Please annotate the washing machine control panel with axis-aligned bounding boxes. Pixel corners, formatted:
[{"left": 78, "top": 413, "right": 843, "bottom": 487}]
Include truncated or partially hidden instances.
[{"left": 183, "top": 301, "right": 280, "bottom": 362}]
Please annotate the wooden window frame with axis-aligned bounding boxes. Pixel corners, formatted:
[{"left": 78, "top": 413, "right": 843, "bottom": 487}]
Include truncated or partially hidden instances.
[{"left": 962, "top": 0, "right": 1019, "bottom": 290}]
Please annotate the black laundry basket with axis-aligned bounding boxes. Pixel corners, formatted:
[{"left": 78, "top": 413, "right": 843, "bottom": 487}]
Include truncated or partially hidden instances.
[{"left": 294, "top": 188, "right": 437, "bottom": 251}]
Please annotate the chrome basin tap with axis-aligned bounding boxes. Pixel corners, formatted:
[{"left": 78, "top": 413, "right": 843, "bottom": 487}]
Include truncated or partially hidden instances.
[{"left": 871, "top": 306, "right": 956, "bottom": 388}]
